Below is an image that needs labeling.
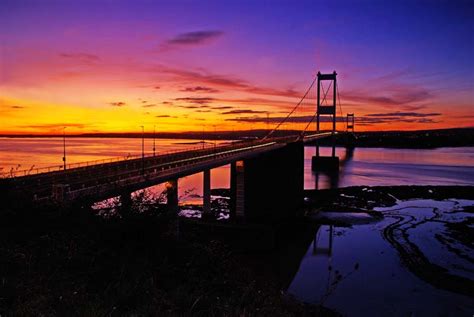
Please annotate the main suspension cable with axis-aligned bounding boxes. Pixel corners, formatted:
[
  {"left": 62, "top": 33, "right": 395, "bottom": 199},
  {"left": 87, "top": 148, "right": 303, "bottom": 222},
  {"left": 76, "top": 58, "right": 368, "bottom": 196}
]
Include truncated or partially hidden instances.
[{"left": 263, "top": 75, "right": 318, "bottom": 140}]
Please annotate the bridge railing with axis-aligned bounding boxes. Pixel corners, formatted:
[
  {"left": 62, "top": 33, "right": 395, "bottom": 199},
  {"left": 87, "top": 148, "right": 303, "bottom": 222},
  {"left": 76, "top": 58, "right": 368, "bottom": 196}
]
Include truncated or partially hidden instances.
[{"left": 0, "top": 141, "right": 229, "bottom": 179}]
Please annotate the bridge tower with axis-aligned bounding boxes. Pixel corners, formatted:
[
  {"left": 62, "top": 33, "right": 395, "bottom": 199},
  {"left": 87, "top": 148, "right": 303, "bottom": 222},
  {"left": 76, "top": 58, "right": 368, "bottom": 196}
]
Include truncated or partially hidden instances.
[
  {"left": 316, "top": 71, "right": 337, "bottom": 137},
  {"left": 312, "top": 71, "right": 339, "bottom": 172},
  {"left": 346, "top": 113, "right": 354, "bottom": 133}
]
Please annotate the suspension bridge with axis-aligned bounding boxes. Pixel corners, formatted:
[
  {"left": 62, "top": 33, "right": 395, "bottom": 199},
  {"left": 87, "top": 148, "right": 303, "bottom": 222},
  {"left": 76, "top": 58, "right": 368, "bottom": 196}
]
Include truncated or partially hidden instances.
[{"left": 0, "top": 71, "right": 355, "bottom": 221}]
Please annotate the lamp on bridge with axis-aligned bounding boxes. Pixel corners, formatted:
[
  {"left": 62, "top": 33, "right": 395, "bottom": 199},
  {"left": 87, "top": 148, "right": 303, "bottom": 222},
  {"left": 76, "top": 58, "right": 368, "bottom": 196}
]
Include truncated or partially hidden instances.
[
  {"left": 140, "top": 125, "right": 145, "bottom": 174},
  {"left": 62, "top": 126, "right": 67, "bottom": 170},
  {"left": 153, "top": 125, "right": 156, "bottom": 157}
]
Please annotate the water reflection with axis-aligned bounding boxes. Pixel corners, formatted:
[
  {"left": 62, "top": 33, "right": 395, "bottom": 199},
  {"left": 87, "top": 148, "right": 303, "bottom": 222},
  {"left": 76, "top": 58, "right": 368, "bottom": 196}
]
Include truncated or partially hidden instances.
[
  {"left": 2, "top": 138, "right": 474, "bottom": 193},
  {"left": 308, "top": 146, "right": 355, "bottom": 190},
  {"left": 0, "top": 137, "right": 228, "bottom": 171},
  {"left": 288, "top": 200, "right": 474, "bottom": 316},
  {"left": 305, "top": 146, "right": 474, "bottom": 189},
  {"left": 313, "top": 225, "right": 333, "bottom": 256}
]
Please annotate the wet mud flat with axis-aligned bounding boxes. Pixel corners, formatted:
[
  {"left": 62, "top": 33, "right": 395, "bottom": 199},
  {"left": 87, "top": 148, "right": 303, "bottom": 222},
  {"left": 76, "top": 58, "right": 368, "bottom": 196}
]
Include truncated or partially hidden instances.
[{"left": 297, "top": 185, "right": 474, "bottom": 316}]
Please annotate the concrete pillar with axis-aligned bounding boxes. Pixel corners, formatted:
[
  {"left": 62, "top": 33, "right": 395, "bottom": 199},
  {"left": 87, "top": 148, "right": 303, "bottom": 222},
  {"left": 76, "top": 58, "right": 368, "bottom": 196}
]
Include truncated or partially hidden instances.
[
  {"left": 242, "top": 142, "right": 304, "bottom": 222},
  {"left": 52, "top": 184, "right": 70, "bottom": 205},
  {"left": 203, "top": 169, "right": 211, "bottom": 218},
  {"left": 230, "top": 161, "right": 245, "bottom": 220},
  {"left": 119, "top": 190, "right": 133, "bottom": 218},
  {"left": 166, "top": 179, "right": 178, "bottom": 214}
]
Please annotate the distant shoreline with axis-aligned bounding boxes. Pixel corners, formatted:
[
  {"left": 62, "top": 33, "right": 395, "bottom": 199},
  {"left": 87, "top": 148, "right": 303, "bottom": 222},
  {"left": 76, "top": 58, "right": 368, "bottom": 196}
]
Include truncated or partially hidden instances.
[{"left": 1, "top": 127, "right": 473, "bottom": 148}]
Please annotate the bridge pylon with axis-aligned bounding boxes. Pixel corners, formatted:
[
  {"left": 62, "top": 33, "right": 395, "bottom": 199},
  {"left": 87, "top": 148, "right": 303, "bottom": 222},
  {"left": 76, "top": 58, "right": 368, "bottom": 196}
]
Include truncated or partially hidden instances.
[
  {"left": 316, "top": 71, "right": 337, "bottom": 138},
  {"left": 346, "top": 113, "right": 355, "bottom": 133},
  {"left": 312, "top": 71, "right": 339, "bottom": 173}
]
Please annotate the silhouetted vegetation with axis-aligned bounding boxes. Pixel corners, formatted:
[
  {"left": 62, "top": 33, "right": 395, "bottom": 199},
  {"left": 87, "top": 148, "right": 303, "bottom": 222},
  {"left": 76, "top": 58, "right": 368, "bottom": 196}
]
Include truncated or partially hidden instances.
[{"left": 0, "top": 201, "right": 337, "bottom": 316}]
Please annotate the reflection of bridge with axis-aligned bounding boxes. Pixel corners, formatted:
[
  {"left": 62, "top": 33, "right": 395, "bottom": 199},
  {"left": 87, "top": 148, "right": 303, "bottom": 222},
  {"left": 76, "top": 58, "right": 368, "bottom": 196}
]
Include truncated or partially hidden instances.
[{"left": 1, "top": 71, "right": 355, "bottom": 221}]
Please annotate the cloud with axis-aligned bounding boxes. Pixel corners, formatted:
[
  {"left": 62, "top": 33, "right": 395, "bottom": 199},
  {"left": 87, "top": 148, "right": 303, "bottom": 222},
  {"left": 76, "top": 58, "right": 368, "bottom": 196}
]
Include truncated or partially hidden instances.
[
  {"left": 156, "top": 115, "right": 171, "bottom": 118},
  {"left": 153, "top": 65, "right": 301, "bottom": 98},
  {"left": 162, "top": 101, "right": 173, "bottom": 105},
  {"left": 154, "top": 86, "right": 160, "bottom": 90},
  {"left": 226, "top": 115, "right": 318, "bottom": 123},
  {"left": 165, "top": 30, "right": 223, "bottom": 46},
  {"left": 180, "top": 86, "right": 219, "bottom": 93},
  {"left": 59, "top": 53, "right": 100, "bottom": 64},
  {"left": 221, "top": 109, "right": 268, "bottom": 115},
  {"left": 176, "top": 105, "right": 205, "bottom": 109},
  {"left": 11, "top": 105, "right": 24, "bottom": 109},
  {"left": 211, "top": 105, "right": 234, "bottom": 110},
  {"left": 227, "top": 112, "right": 441, "bottom": 126},
  {"left": 110, "top": 101, "right": 126, "bottom": 107},
  {"left": 18, "top": 123, "right": 89, "bottom": 129},
  {"left": 342, "top": 86, "right": 433, "bottom": 109},
  {"left": 142, "top": 104, "right": 157, "bottom": 108},
  {"left": 366, "top": 112, "right": 441, "bottom": 117},
  {"left": 175, "top": 97, "right": 215, "bottom": 105}
]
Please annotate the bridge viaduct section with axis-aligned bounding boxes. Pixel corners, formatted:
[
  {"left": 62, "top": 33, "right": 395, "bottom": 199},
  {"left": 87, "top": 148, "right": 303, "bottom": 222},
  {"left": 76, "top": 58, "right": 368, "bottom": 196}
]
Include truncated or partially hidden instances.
[
  {"left": 230, "top": 141, "right": 304, "bottom": 222},
  {"left": 1, "top": 139, "right": 309, "bottom": 222}
]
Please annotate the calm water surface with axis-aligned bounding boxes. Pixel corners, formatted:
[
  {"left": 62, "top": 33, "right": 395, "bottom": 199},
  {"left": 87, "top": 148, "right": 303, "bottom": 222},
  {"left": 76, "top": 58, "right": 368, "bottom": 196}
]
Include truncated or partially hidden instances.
[
  {"left": 0, "top": 138, "right": 474, "bottom": 194},
  {"left": 305, "top": 146, "right": 474, "bottom": 189},
  {"left": 2, "top": 138, "right": 473, "bottom": 202},
  {"left": 288, "top": 199, "right": 474, "bottom": 316}
]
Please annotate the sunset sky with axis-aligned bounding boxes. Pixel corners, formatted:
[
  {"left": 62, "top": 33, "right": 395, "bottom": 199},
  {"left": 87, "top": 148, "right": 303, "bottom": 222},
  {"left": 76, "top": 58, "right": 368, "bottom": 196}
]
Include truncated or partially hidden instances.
[{"left": 1, "top": 0, "right": 473, "bottom": 134}]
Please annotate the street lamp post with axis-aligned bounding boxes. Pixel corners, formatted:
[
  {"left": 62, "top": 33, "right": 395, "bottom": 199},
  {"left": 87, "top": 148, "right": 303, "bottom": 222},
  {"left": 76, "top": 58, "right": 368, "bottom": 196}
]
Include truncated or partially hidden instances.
[
  {"left": 62, "top": 127, "right": 67, "bottom": 170},
  {"left": 140, "top": 125, "right": 144, "bottom": 174},
  {"left": 213, "top": 125, "right": 217, "bottom": 152},
  {"left": 202, "top": 126, "right": 205, "bottom": 149},
  {"left": 153, "top": 125, "right": 156, "bottom": 157}
]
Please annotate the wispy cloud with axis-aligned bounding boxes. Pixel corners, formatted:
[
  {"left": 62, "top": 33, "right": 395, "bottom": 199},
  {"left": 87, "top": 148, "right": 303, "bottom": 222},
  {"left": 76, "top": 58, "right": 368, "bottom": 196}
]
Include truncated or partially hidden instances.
[
  {"left": 142, "top": 104, "right": 157, "bottom": 108},
  {"left": 18, "top": 123, "right": 89, "bottom": 129},
  {"left": 221, "top": 109, "right": 268, "bottom": 115},
  {"left": 366, "top": 112, "right": 441, "bottom": 117},
  {"left": 211, "top": 105, "right": 234, "bottom": 110},
  {"left": 175, "top": 97, "right": 215, "bottom": 105},
  {"left": 227, "top": 111, "right": 441, "bottom": 126},
  {"left": 180, "top": 86, "right": 219, "bottom": 93},
  {"left": 153, "top": 65, "right": 301, "bottom": 98},
  {"left": 166, "top": 30, "right": 223, "bottom": 45},
  {"left": 159, "top": 30, "right": 224, "bottom": 52},
  {"left": 110, "top": 101, "right": 126, "bottom": 107}
]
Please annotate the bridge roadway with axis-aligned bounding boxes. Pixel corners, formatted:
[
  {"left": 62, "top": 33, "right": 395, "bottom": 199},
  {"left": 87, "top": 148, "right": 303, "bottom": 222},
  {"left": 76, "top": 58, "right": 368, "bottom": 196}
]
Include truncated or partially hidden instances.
[{"left": 1, "top": 133, "right": 333, "bottom": 206}]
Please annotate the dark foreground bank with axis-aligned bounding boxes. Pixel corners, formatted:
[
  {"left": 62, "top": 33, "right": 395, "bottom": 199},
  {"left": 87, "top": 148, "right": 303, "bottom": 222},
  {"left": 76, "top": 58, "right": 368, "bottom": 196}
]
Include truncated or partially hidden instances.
[
  {"left": 1, "top": 185, "right": 473, "bottom": 315},
  {"left": 0, "top": 206, "right": 334, "bottom": 316}
]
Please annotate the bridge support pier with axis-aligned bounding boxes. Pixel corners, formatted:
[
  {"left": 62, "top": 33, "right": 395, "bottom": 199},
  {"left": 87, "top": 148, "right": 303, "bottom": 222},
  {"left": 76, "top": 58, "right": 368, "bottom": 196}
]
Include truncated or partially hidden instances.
[
  {"left": 230, "top": 142, "right": 304, "bottom": 222},
  {"left": 166, "top": 179, "right": 179, "bottom": 214},
  {"left": 203, "top": 169, "right": 212, "bottom": 218},
  {"left": 230, "top": 161, "right": 245, "bottom": 220},
  {"left": 312, "top": 155, "right": 339, "bottom": 172},
  {"left": 119, "top": 190, "right": 133, "bottom": 218}
]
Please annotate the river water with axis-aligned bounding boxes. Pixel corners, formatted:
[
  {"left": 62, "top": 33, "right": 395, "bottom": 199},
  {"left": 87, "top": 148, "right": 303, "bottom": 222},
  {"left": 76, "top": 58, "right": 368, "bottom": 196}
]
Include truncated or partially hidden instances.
[{"left": 1, "top": 138, "right": 473, "bottom": 202}]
